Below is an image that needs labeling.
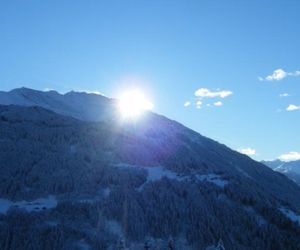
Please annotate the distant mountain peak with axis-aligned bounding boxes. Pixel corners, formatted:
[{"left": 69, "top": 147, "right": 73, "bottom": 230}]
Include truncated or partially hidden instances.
[
  {"left": 0, "top": 87, "right": 116, "bottom": 121},
  {"left": 262, "top": 159, "right": 300, "bottom": 186}
]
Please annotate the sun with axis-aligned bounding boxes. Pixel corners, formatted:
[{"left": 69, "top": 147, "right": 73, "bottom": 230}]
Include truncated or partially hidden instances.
[{"left": 118, "top": 90, "right": 153, "bottom": 118}]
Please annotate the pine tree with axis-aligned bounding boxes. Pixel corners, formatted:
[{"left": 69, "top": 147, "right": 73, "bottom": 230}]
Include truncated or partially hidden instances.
[
  {"left": 168, "top": 237, "right": 174, "bottom": 250},
  {"left": 117, "top": 237, "right": 126, "bottom": 250},
  {"left": 144, "top": 240, "right": 150, "bottom": 250}
]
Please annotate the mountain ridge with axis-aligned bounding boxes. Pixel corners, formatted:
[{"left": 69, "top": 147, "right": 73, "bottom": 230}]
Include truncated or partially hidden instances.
[
  {"left": 1, "top": 88, "right": 300, "bottom": 249},
  {"left": 0, "top": 87, "right": 116, "bottom": 122},
  {"left": 262, "top": 159, "right": 300, "bottom": 186}
]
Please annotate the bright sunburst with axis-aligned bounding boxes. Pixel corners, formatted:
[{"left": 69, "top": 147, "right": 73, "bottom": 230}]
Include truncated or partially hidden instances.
[{"left": 118, "top": 90, "right": 153, "bottom": 118}]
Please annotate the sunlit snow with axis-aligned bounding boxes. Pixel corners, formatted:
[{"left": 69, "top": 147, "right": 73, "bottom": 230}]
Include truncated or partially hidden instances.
[{"left": 114, "top": 163, "right": 228, "bottom": 190}]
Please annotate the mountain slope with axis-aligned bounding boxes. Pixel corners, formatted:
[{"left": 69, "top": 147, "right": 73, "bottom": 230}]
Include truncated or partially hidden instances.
[
  {"left": 262, "top": 160, "right": 300, "bottom": 186},
  {"left": 0, "top": 89, "right": 300, "bottom": 249}
]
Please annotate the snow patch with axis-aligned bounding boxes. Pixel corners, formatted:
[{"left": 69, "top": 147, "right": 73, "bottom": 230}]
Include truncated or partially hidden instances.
[
  {"left": 75, "top": 189, "right": 110, "bottom": 204},
  {"left": 114, "top": 163, "right": 228, "bottom": 190},
  {"left": 0, "top": 196, "right": 57, "bottom": 214},
  {"left": 115, "top": 163, "right": 185, "bottom": 180},
  {"left": 244, "top": 206, "right": 267, "bottom": 226},
  {"left": 195, "top": 174, "right": 228, "bottom": 188},
  {"left": 136, "top": 166, "right": 188, "bottom": 191},
  {"left": 279, "top": 207, "right": 300, "bottom": 225},
  {"left": 145, "top": 166, "right": 185, "bottom": 182},
  {"left": 235, "top": 166, "right": 253, "bottom": 179},
  {"left": 105, "top": 220, "right": 123, "bottom": 236}
]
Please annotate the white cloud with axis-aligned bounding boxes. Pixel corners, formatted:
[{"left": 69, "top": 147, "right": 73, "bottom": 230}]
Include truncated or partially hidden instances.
[
  {"left": 286, "top": 104, "right": 300, "bottom": 111},
  {"left": 279, "top": 93, "right": 290, "bottom": 97},
  {"left": 279, "top": 151, "right": 300, "bottom": 162},
  {"left": 214, "top": 101, "right": 223, "bottom": 107},
  {"left": 238, "top": 148, "right": 256, "bottom": 156},
  {"left": 188, "top": 87, "right": 232, "bottom": 109},
  {"left": 194, "top": 88, "right": 233, "bottom": 98},
  {"left": 266, "top": 69, "right": 287, "bottom": 81},
  {"left": 184, "top": 101, "right": 191, "bottom": 107},
  {"left": 196, "top": 100, "right": 202, "bottom": 109},
  {"left": 289, "top": 70, "right": 300, "bottom": 77},
  {"left": 259, "top": 68, "right": 300, "bottom": 81}
]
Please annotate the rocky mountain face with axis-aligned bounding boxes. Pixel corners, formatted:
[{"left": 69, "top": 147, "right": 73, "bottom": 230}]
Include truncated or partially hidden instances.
[
  {"left": 0, "top": 88, "right": 300, "bottom": 249},
  {"left": 262, "top": 160, "right": 300, "bottom": 186}
]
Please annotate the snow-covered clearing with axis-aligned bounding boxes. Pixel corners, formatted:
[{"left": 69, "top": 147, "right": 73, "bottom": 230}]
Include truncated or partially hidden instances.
[
  {"left": 195, "top": 173, "right": 228, "bottom": 188},
  {"left": 0, "top": 195, "right": 57, "bottom": 214},
  {"left": 279, "top": 207, "right": 300, "bottom": 226},
  {"left": 114, "top": 163, "right": 228, "bottom": 190}
]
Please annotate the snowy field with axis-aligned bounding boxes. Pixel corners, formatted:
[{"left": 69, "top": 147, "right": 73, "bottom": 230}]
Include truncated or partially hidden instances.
[{"left": 0, "top": 196, "right": 57, "bottom": 214}]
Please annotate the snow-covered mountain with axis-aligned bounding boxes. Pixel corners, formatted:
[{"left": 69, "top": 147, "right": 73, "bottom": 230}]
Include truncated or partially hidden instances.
[
  {"left": 1, "top": 88, "right": 300, "bottom": 249},
  {"left": 0, "top": 87, "right": 117, "bottom": 121},
  {"left": 262, "top": 160, "right": 300, "bottom": 186}
]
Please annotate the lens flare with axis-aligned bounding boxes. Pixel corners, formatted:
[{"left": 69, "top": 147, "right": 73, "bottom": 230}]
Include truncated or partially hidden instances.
[{"left": 118, "top": 90, "right": 153, "bottom": 118}]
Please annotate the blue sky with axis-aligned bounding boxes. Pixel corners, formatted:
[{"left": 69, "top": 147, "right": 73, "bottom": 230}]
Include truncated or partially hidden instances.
[{"left": 0, "top": 0, "right": 300, "bottom": 161}]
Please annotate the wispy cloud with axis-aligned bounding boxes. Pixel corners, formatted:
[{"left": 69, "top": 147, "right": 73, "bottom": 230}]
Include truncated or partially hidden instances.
[
  {"left": 196, "top": 100, "right": 202, "bottom": 109},
  {"left": 184, "top": 88, "right": 232, "bottom": 110},
  {"left": 238, "top": 148, "right": 256, "bottom": 156},
  {"left": 184, "top": 101, "right": 191, "bottom": 107},
  {"left": 279, "top": 151, "right": 300, "bottom": 162},
  {"left": 194, "top": 88, "right": 233, "bottom": 98},
  {"left": 259, "top": 68, "right": 300, "bottom": 81},
  {"left": 213, "top": 101, "right": 223, "bottom": 107},
  {"left": 184, "top": 88, "right": 233, "bottom": 110},
  {"left": 286, "top": 104, "right": 300, "bottom": 111},
  {"left": 279, "top": 93, "right": 290, "bottom": 97}
]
